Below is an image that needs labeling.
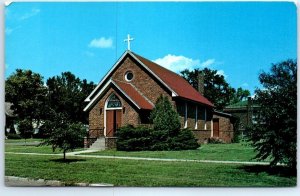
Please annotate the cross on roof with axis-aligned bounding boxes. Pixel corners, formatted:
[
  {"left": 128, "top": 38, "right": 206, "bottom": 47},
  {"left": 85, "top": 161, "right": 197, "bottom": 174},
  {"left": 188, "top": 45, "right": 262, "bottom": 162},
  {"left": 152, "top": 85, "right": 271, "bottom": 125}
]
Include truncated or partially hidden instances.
[{"left": 124, "top": 34, "right": 134, "bottom": 50}]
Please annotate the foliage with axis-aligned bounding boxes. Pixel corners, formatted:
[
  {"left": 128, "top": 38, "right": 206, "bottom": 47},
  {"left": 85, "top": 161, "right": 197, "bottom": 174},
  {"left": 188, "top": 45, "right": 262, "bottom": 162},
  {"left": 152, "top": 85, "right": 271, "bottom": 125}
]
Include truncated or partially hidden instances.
[
  {"left": 150, "top": 95, "right": 181, "bottom": 132},
  {"left": 46, "top": 72, "right": 96, "bottom": 124},
  {"left": 248, "top": 59, "right": 297, "bottom": 170},
  {"left": 40, "top": 112, "right": 86, "bottom": 160},
  {"left": 180, "top": 68, "right": 236, "bottom": 110},
  {"left": 230, "top": 87, "right": 251, "bottom": 104},
  {"left": 5, "top": 69, "right": 48, "bottom": 128},
  {"left": 116, "top": 125, "right": 152, "bottom": 151},
  {"left": 118, "top": 96, "right": 199, "bottom": 151},
  {"left": 18, "top": 119, "right": 33, "bottom": 138},
  {"left": 168, "top": 129, "right": 200, "bottom": 150},
  {"left": 6, "top": 133, "right": 22, "bottom": 140}
]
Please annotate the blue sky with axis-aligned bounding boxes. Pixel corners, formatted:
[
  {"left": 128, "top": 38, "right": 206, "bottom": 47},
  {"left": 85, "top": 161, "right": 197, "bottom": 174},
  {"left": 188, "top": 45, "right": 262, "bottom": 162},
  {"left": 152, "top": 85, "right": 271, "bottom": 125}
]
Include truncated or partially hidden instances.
[{"left": 5, "top": 2, "right": 297, "bottom": 95}]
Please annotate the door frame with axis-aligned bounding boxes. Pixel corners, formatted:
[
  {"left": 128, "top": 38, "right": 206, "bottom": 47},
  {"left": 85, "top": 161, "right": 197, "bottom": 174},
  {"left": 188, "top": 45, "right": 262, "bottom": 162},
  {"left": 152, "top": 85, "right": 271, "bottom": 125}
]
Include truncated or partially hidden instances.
[
  {"left": 104, "top": 93, "right": 122, "bottom": 137},
  {"left": 213, "top": 118, "right": 220, "bottom": 137}
]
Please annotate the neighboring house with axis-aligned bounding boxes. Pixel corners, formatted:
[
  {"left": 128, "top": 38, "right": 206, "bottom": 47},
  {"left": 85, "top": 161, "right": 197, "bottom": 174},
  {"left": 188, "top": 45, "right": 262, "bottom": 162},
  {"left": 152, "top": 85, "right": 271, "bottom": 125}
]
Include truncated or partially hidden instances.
[
  {"left": 223, "top": 97, "right": 259, "bottom": 136},
  {"left": 84, "top": 50, "right": 234, "bottom": 149}
]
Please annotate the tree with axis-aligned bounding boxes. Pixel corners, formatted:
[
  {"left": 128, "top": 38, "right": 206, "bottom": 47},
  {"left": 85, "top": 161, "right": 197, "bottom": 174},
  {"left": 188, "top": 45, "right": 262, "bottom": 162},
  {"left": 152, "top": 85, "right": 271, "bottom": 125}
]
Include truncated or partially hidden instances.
[
  {"left": 150, "top": 95, "right": 181, "bottom": 132},
  {"left": 149, "top": 95, "right": 199, "bottom": 150},
  {"left": 181, "top": 68, "right": 236, "bottom": 110},
  {"left": 249, "top": 59, "right": 296, "bottom": 170},
  {"left": 230, "top": 87, "right": 251, "bottom": 104},
  {"left": 46, "top": 72, "right": 95, "bottom": 124},
  {"left": 40, "top": 112, "right": 86, "bottom": 160},
  {"left": 5, "top": 69, "right": 48, "bottom": 134}
]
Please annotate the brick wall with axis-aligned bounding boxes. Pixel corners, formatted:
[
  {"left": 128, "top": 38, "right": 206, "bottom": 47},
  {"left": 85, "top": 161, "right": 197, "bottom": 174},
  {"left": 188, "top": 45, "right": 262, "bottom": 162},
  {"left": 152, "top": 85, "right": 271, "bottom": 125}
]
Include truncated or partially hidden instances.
[
  {"left": 89, "top": 87, "right": 140, "bottom": 137},
  {"left": 212, "top": 113, "right": 234, "bottom": 143},
  {"left": 112, "top": 56, "right": 171, "bottom": 104},
  {"left": 192, "top": 130, "right": 211, "bottom": 143}
]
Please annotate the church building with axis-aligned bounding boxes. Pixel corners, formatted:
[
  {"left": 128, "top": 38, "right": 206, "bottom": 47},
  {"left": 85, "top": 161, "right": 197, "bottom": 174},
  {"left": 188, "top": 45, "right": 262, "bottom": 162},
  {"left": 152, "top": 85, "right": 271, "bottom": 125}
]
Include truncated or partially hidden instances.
[{"left": 84, "top": 50, "right": 234, "bottom": 149}]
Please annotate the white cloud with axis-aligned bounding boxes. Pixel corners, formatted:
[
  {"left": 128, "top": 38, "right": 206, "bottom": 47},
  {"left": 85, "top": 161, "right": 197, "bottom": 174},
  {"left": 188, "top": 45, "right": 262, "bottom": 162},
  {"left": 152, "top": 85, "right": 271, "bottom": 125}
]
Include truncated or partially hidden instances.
[
  {"left": 216, "top": 70, "right": 227, "bottom": 78},
  {"left": 88, "top": 37, "right": 113, "bottom": 48},
  {"left": 19, "top": 8, "right": 40, "bottom": 20},
  {"left": 153, "top": 54, "right": 215, "bottom": 73}
]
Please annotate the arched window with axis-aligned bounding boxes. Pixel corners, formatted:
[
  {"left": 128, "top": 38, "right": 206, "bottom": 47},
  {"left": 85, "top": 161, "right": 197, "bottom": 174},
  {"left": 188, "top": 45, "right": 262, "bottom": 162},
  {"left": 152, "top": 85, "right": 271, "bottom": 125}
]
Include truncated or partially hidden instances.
[{"left": 106, "top": 94, "right": 122, "bottom": 108}]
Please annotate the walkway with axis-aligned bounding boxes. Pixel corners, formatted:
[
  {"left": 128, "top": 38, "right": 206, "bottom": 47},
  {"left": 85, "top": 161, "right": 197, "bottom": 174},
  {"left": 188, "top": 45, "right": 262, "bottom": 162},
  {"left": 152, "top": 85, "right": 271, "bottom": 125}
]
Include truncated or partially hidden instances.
[{"left": 5, "top": 150, "right": 271, "bottom": 166}]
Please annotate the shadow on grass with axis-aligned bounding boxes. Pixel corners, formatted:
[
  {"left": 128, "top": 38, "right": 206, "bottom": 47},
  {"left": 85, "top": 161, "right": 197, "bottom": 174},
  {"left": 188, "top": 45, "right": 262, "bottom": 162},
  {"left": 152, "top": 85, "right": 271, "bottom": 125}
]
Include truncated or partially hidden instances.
[
  {"left": 239, "top": 165, "right": 297, "bottom": 178},
  {"left": 50, "top": 158, "right": 86, "bottom": 164}
]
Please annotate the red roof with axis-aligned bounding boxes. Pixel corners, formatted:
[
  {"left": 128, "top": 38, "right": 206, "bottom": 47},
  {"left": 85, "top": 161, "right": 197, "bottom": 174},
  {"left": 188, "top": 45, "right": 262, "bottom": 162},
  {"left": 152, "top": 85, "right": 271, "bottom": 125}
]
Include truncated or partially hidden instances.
[
  {"left": 132, "top": 52, "right": 214, "bottom": 107},
  {"left": 113, "top": 80, "right": 154, "bottom": 110}
]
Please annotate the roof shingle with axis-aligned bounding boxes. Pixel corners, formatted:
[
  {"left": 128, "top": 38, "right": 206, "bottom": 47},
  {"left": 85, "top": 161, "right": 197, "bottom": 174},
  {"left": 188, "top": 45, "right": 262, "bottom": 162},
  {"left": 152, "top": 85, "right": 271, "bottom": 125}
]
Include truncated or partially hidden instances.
[
  {"left": 113, "top": 80, "right": 154, "bottom": 110},
  {"left": 132, "top": 52, "right": 214, "bottom": 107}
]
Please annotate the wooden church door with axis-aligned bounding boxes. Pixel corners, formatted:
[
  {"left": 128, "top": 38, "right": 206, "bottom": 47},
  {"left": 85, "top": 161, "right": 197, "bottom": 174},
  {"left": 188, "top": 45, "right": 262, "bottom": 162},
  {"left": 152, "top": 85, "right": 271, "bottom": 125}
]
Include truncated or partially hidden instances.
[
  {"left": 106, "top": 110, "right": 121, "bottom": 137},
  {"left": 106, "top": 93, "right": 122, "bottom": 137}
]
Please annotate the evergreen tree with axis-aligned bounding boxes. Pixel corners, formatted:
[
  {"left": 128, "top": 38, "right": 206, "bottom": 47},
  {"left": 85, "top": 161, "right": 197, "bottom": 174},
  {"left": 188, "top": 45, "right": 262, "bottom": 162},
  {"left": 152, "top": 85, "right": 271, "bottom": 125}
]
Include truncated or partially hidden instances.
[{"left": 249, "top": 59, "right": 296, "bottom": 170}]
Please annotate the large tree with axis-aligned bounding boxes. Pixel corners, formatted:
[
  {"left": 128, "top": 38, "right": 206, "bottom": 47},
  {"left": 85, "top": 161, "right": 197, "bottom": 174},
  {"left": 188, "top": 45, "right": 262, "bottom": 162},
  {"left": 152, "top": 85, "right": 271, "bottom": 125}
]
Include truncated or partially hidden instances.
[
  {"left": 5, "top": 69, "right": 48, "bottom": 136},
  {"left": 249, "top": 59, "right": 296, "bottom": 170},
  {"left": 46, "top": 72, "right": 95, "bottom": 124},
  {"left": 181, "top": 68, "right": 236, "bottom": 110}
]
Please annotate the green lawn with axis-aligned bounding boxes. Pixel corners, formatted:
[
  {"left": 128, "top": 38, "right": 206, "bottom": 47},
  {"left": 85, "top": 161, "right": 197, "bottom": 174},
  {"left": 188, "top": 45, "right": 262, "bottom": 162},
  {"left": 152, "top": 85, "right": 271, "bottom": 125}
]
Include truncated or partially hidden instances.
[
  {"left": 5, "top": 139, "right": 84, "bottom": 154},
  {"left": 4, "top": 140, "right": 296, "bottom": 186},
  {"left": 85, "top": 143, "right": 259, "bottom": 162}
]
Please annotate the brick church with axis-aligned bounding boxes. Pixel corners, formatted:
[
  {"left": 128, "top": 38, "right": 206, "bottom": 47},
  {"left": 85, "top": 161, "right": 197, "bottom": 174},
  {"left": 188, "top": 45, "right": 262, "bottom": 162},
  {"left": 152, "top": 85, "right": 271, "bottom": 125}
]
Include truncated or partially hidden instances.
[{"left": 84, "top": 50, "right": 234, "bottom": 149}]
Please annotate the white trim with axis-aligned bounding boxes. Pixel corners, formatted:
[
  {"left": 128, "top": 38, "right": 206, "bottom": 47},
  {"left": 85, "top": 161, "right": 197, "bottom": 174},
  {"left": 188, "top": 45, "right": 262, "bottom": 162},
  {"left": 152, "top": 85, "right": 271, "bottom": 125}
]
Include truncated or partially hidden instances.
[
  {"left": 84, "top": 79, "right": 113, "bottom": 111},
  {"left": 204, "top": 107, "right": 207, "bottom": 130},
  {"left": 104, "top": 93, "right": 123, "bottom": 136},
  {"left": 84, "top": 79, "right": 143, "bottom": 112},
  {"left": 106, "top": 107, "right": 122, "bottom": 111},
  {"left": 195, "top": 105, "right": 198, "bottom": 130},
  {"left": 184, "top": 102, "right": 187, "bottom": 128},
  {"left": 84, "top": 51, "right": 129, "bottom": 102},
  {"left": 211, "top": 120, "right": 213, "bottom": 137},
  {"left": 128, "top": 51, "right": 178, "bottom": 97},
  {"left": 124, "top": 71, "right": 134, "bottom": 82},
  {"left": 111, "top": 80, "right": 141, "bottom": 109},
  {"left": 84, "top": 50, "right": 178, "bottom": 104}
]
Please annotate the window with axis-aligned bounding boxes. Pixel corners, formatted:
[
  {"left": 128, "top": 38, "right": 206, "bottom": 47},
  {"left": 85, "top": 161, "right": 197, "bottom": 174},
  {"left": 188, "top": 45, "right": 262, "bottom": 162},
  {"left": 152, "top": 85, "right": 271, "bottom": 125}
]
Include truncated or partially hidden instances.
[
  {"left": 125, "top": 71, "right": 133, "bottom": 81},
  {"left": 107, "top": 94, "right": 122, "bottom": 108}
]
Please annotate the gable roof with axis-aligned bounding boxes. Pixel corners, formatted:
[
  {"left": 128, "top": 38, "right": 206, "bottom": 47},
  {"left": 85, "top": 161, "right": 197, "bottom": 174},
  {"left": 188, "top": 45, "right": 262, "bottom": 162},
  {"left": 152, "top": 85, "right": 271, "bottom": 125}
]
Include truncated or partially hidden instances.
[
  {"left": 132, "top": 52, "right": 213, "bottom": 107},
  {"left": 113, "top": 80, "right": 154, "bottom": 110},
  {"left": 84, "top": 50, "right": 214, "bottom": 109},
  {"left": 83, "top": 79, "right": 154, "bottom": 111}
]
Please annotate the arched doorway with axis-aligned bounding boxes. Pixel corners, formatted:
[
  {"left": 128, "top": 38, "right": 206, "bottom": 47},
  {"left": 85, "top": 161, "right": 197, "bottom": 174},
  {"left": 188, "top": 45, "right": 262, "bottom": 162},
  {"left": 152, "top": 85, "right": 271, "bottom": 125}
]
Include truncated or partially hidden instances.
[{"left": 105, "top": 93, "right": 122, "bottom": 137}]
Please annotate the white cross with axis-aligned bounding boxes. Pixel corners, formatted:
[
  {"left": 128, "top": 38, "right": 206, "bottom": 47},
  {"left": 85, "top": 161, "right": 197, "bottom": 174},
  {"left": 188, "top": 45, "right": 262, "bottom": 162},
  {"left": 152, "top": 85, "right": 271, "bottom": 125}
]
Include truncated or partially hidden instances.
[{"left": 124, "top": 34, "right": 134, "bottom": 50}]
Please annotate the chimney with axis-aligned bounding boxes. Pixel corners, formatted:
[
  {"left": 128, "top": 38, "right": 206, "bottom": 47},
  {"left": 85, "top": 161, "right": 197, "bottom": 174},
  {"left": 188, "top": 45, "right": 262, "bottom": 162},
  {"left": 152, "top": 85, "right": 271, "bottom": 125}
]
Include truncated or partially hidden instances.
[{"left": 197, "top": 71, "right": 204, "bottom": 95}]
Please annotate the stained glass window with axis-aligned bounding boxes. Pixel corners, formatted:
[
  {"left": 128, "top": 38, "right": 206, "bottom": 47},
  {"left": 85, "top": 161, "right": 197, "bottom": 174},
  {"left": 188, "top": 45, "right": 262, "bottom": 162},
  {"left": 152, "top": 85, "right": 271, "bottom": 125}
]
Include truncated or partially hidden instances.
[{"left": 107, "top": 94, "right": 122, "bottom": 108}]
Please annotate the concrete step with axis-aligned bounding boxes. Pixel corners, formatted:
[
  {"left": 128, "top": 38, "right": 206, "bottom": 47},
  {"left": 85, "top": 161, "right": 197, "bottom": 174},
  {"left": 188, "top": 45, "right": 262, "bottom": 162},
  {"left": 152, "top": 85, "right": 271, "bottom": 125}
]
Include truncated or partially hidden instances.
[{"left": 90, "top": 137, "right": 105, "bottom": 150}]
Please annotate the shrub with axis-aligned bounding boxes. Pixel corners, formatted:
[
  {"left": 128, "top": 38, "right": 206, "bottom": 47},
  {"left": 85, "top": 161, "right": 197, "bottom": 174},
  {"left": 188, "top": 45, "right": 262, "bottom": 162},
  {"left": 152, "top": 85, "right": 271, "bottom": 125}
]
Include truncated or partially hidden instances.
[
  {"left": 169, "top": 129, "right": 200, "bottom": 150},
  {"left": 208, "top": 137, "right": 224, "bottom": 144},
  {"left": 117, "top": 126, "right": 200, "bottom": 151},
  {"left": 117, "top": 125, "right": 152, "bottom": 151},
  {"left": 7, "top": 133, "right": 22, "bottom": 139}
]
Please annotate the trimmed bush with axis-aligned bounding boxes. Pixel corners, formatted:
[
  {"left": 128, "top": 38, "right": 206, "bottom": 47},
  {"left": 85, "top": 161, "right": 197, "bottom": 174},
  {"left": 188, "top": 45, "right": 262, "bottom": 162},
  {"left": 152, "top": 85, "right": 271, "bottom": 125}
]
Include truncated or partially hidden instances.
[
  {"left": 117, "top": 125, "right": 152, "bottom": 151},
  {"left": 117, "top": 126, "right": 200, "bottom": 151}
]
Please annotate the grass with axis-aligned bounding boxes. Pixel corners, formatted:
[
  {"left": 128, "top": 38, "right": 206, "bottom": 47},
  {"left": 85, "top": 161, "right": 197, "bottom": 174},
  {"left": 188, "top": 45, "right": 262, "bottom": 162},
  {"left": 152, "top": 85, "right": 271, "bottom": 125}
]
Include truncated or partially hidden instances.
[
  {"left": 4, "top": 140, "right": 296, "bottom": 186},
  {"left": 5, "top": 153, "right": 296, "bottom": 187},
  {"left": 5, "top": 139, "right": 84, "bottom": 154},
  {"left": 85, "top": 143, "right": 260, "bottom": 162}
]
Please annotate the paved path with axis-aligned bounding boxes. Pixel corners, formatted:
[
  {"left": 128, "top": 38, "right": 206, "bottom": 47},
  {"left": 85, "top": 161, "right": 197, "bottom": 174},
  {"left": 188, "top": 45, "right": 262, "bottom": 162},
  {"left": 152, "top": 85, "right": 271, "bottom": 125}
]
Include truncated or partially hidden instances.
[
  {"left": 5, "top": 151, "right": 271, "bottom": 165},
  {"left": 5, "top": 176, "right": 113, "bottom": 187}
]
